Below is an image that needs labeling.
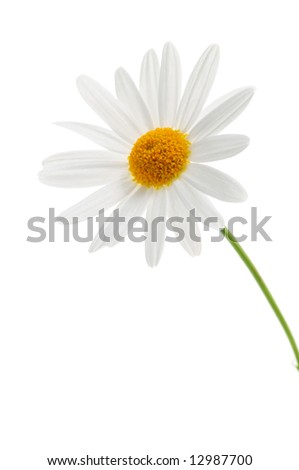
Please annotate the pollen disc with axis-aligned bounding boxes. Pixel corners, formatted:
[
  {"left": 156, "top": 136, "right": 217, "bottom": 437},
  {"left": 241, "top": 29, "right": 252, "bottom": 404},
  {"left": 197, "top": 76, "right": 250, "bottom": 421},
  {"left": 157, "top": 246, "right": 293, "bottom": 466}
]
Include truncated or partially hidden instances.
[{"left": 128, "top": 128, "right": 191, "bottom": 189}]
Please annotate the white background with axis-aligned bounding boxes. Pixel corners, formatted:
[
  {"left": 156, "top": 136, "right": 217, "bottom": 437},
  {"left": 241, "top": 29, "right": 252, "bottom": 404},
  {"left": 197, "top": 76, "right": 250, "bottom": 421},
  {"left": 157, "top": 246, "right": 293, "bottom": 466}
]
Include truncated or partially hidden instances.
[{"left": 1, "top": 1, "right": 299, "bottom": 469}]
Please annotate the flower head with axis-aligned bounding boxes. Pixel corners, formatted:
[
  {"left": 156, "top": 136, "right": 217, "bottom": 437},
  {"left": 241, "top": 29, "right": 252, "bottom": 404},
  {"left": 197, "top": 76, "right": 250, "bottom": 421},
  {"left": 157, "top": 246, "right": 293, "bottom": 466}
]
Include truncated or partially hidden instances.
[{"left": 39, "top": 43, "right": 254, "bottom": 266}]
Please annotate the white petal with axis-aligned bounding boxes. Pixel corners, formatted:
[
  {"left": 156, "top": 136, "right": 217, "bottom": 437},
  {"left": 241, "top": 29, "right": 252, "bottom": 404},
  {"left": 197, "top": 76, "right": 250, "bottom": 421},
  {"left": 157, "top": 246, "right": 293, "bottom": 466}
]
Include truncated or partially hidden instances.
[
  {"left": 176, "top": 44, "right": 219, "bottom": 131},
  {"left": 174, "top": 178, "right": 225, "bottom": 229},
  {"left": 184, "top": 163, "right": 247, "bottom": 202},
  {"left": 55, "top": 122, "right": 131, "bottom": 154},
  {"left": 159, "top": 42, "right": 181, "bottom": 127},
  {"left": 39, "top": 168, "right": 128, "bottom": 188},
  {"left": 76, "top": 75, "right": 141, "bottom": 143},
  {"left": 139, "top": 49, "right": 160, "bottom": 126},
  {"left": 145, "top": 189, "right": 167, "bottom": 267},
  {"left": 115, "top": 67, "right": 154, "bottom": 133},
  {"left": 191, "top": 134, "right": 249, "bottom": 162},
  {"left": 167, "top": 184, "right": 202, "bottom": 256},
  {"left": 89, "top": 186, "right": 149, "bottom": 251},
  {"left": 60, "top": 177, "right": 135, "bottom": 222},
  {"left": 42, "top": 150, "right": 125, "bottom": 168},
  {"left": 189, "top": 87, "right": 255, "bottom": 142},
  {"left": 39, "top": 151, "right": 128, "bottom": 188}
]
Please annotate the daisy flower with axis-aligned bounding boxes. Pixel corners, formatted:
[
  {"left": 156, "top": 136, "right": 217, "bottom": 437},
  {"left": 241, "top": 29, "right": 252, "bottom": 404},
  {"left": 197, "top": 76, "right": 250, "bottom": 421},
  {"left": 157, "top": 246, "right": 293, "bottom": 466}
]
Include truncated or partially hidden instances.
[
  {"left": 39, "top": 43, "right": 299, "bottom": 370},
  {"left": 39, "top": 43, "right": 252, "bottom": 266}
]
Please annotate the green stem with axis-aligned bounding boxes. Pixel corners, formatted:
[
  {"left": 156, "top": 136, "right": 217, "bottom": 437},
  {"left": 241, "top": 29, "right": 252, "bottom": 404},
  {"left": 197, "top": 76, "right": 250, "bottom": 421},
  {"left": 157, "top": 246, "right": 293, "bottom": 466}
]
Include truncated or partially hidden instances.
[{"left": 221, "top": 227, "right": 299, "bottom": 370}]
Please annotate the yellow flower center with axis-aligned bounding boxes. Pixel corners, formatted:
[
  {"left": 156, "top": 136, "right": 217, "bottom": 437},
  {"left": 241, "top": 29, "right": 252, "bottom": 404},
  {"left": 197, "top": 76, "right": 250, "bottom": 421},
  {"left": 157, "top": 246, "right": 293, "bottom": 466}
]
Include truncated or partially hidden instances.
[{"left": 128, "top": 128, "right": 191, "bottom": 189}]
